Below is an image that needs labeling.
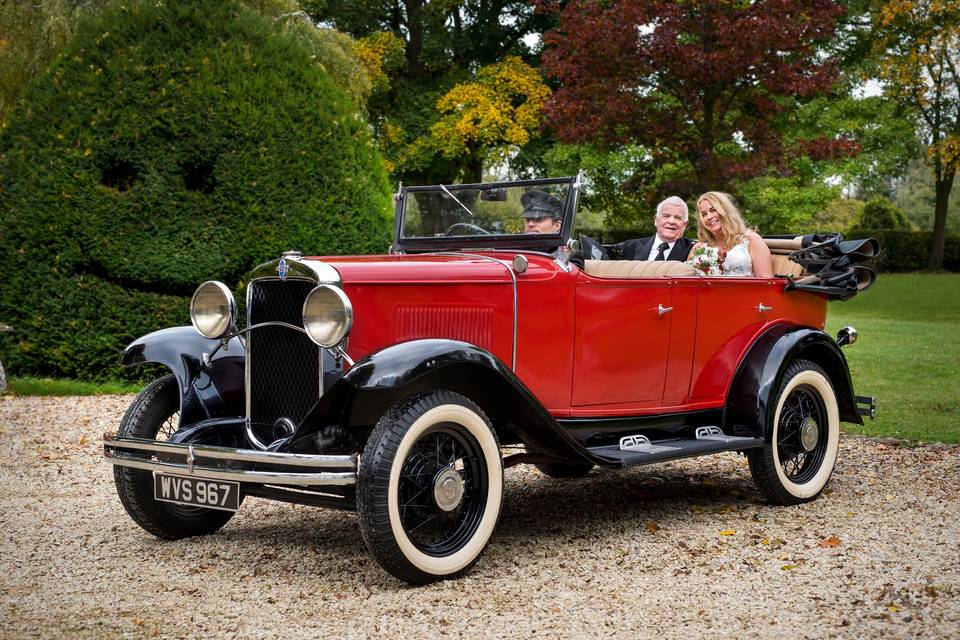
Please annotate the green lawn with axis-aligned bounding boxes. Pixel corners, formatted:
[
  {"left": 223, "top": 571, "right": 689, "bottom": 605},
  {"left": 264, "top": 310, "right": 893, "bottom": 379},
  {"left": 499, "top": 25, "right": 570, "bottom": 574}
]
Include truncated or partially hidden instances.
[
  {"left": 826, "top": 273, "right": 960, "bottom": 443},
  {"left": 4, "top": 377, "right": 142, "bottom": 396}
]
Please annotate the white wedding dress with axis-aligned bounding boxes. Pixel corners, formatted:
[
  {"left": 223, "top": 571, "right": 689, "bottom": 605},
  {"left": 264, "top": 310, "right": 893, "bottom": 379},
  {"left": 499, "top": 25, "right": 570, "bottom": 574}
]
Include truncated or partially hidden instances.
[{"left": 722, "top": 236, "right": 753, "bottom": 276}]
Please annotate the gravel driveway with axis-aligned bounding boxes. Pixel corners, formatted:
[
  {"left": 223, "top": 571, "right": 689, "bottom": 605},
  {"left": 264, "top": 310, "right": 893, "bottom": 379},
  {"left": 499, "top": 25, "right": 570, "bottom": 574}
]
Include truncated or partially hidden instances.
[{"left": 2, "top": 394, "right": 958, "bottom": 639}]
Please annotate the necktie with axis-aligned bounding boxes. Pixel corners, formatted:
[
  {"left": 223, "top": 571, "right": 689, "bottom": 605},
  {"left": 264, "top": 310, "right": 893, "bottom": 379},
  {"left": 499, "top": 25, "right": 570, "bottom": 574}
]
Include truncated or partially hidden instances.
[{"left": 655, "top": 242, "right": 669, "bottom": 261}]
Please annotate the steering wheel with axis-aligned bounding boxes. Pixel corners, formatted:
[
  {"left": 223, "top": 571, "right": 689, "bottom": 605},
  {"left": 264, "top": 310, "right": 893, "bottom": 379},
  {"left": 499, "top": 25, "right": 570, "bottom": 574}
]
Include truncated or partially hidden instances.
[{"left": 444, "top": 222, "right": 491, "bottom": 236}]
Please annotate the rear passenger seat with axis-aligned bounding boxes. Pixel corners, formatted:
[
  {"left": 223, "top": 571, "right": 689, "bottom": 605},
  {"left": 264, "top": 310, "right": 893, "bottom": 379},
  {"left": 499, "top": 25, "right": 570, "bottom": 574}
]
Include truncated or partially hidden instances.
[
  {"left": 583, "top": 238, "right": 808, "bottom": 278},
  {"left": 584, "top": 260, "right": 697, "bottom": 277}
]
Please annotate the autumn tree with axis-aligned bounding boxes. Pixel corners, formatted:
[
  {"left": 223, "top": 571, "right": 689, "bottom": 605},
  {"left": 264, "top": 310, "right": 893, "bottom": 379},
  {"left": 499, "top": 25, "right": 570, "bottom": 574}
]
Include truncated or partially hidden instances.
[
  {"left": 871, "top": 0, "right": 960, "bottom": 269},
  {"left": 306, "top": 1, "right": 556, "bottom": 183},
  {"left": 540, "top": 0, "right": 848, "bottom": 197}
]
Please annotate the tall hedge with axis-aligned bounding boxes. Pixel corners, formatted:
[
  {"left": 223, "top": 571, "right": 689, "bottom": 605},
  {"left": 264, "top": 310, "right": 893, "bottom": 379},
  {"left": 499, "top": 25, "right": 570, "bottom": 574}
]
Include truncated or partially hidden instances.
[{"left": 0, "top": 0, "right": 392, "bottom": 381}]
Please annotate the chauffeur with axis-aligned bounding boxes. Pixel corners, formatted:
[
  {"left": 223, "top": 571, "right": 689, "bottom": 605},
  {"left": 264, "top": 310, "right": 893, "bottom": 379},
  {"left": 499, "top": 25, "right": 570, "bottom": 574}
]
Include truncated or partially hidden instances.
[
  {"left": 613, "top": 196, "right": 694, "bottom": 261},
  {"left": 521, "top": 189, "right": 584, "bottom": 270}
]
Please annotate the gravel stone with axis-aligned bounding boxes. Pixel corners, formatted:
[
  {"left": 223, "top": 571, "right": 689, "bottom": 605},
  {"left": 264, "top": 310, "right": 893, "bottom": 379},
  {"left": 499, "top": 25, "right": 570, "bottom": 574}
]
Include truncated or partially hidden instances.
[{"left": 1, "top": 394, "right": 958, "bottom": 638}]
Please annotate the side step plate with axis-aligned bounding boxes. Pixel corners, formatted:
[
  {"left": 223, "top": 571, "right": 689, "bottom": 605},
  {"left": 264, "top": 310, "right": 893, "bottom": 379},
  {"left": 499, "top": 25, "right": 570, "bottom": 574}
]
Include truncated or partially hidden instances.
[{"left": 589, "top": 432, "right": 764, "bottom": 468}]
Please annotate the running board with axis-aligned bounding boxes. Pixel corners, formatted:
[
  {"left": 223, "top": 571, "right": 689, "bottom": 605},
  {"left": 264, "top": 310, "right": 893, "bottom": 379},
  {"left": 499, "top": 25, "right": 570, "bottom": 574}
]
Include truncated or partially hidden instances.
[{"left": 588, "top": 430, "right": 764, "bottom": 468}]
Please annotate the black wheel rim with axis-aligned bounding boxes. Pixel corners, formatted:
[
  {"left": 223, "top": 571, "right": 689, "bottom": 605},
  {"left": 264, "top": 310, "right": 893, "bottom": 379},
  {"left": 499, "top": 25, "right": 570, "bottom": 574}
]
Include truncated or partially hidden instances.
[
  {"left": 776, "top": 384, "right": 828, "bottom": 484},
  {"left": 397, "top": 424, "right": 488, "bottom": 556}
]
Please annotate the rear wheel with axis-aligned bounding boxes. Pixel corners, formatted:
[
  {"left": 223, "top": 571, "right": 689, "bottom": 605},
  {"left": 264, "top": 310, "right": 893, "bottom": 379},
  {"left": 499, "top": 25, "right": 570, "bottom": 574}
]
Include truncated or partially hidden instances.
[
  {"left": 357, "top": 391, "right": 503, "bottom": 584},
  {"left": 747, "top": 360, "right": 840, "bottom": 505},
  {"left": 113, "top": 375, "right": 236, "bottom": 539}
]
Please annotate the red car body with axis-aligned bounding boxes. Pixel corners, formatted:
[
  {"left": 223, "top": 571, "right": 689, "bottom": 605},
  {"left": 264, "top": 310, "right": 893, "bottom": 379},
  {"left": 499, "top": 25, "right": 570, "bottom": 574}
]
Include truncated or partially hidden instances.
[{"left": 104, "top": 176, "right": 875, "bottom": 584}]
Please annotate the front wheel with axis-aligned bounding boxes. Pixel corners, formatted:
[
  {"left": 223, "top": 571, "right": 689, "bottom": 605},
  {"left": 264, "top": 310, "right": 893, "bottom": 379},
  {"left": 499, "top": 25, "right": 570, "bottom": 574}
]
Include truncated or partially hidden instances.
[
  {"left": 747, "top": 360, "right": 840, "bottom": 505},
  {"left": 113, "top": 375, "right": 236, "bottom": 539},
  {"left": 357, "top": 391, "right": 503, "bottom": 584}
]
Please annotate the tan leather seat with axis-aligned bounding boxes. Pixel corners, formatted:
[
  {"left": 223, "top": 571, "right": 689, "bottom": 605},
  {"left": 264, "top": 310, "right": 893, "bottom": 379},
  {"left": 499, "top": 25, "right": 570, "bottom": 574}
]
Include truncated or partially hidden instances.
[
  {"left": 763, "top": 237, "right": 807, "bottom": 277},
  {"left": 771, "top": 254, "right": 805, "bottom": 277},
  {"left": 584, "top": 260, "right": 697, "bottom": 278}
]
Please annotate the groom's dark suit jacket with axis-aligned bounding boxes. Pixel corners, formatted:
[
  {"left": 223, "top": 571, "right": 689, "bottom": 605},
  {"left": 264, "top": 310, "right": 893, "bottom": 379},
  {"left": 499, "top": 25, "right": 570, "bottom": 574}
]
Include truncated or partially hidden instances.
[{"left": 613, "top": 236, "right": 694, "bottom": 261}]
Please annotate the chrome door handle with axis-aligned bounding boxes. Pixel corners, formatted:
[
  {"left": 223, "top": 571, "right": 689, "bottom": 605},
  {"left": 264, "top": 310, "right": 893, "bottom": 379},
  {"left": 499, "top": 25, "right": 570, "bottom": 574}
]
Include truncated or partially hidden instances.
[
  {"left": 658, "top": 304, "right": 673, "bottom": 316},
  {"left": 758, "top": 303, "right": 773, "bottom": 313}
]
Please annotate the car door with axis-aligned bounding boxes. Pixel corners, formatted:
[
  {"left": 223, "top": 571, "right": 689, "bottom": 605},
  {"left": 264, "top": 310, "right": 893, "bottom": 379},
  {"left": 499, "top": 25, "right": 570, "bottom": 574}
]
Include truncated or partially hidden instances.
[{"left": 571, "top": 275, "right": 673, "bottom": 407}]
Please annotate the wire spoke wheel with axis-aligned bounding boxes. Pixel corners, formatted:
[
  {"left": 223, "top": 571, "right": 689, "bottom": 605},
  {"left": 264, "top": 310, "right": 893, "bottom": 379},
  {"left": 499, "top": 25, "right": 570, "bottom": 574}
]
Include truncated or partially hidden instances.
[
  {"left": 357, "top": 391, "right": 503, "bottom": 585},
  {"left": 397, "top": 425, "right": 488, "bottom": 556},
  {"left": 747, "top": 360, "right": 840, "bottom": 505}
]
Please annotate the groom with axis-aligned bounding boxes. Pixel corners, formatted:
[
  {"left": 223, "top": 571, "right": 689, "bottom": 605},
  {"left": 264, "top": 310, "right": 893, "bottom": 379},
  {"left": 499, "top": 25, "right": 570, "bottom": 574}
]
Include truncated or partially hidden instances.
[{"left": 613, "top": 196, "right": 694, "bottom": 261}]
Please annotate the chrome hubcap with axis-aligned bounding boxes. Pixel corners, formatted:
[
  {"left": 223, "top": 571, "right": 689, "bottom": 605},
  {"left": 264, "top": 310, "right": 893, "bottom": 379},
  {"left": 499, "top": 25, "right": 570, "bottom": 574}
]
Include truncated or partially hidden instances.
[
  {"left": 432, "top": 467, "right": 465, "bottom": 512},
  {"left": 799, "top": 417, "right": 820, "bottom": 452}
]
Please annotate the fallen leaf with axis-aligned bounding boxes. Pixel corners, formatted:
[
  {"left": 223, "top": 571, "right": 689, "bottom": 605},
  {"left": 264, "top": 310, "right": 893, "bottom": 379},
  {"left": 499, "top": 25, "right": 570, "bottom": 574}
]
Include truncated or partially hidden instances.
[
  {"left": 646, "top": 522, "right": 659, "bottom": 533},
  {"left": 781, "top": 564, "right": 799, "bottom": 570},
  {"left": 719, "top": 530, "right": 736, "bottom": 536},
  {"left": 818, "top": 535, "right": 842, "bottom": 548}
]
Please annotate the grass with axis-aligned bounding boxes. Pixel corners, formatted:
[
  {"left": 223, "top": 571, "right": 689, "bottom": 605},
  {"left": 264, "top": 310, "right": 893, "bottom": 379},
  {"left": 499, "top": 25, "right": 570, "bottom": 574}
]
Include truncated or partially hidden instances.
[
  {"left": 826, "top": 273, "right": 960, "bottom": 444},
  {"left": 4, "top": 376, "right": 142, "bottom": 396}
]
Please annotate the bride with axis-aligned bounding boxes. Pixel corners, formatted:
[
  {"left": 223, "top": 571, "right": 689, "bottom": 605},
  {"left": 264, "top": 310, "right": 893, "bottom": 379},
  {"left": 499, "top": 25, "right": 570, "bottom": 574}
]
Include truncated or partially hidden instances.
[{"left": 689, "top": 192, "right": 773, "bottom": 277}]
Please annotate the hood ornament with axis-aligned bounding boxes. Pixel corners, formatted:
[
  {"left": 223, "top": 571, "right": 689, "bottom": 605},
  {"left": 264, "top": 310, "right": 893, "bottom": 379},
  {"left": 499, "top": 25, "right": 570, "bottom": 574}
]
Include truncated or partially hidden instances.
[{"left": 277, "top": 250, "right": 301, "bottom": 280}]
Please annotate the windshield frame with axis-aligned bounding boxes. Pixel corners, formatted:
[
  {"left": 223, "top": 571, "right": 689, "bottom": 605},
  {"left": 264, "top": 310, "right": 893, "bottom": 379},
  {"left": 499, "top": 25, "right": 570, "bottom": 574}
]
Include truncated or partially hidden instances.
[{"left": 392, "top": 175, "right": 580, "bottom": 253}]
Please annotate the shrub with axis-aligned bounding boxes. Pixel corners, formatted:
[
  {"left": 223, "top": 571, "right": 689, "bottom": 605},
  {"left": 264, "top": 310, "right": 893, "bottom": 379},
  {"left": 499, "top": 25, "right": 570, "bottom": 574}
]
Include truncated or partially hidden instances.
[
  {"left": 850, "top": 230, "right": 960, "bottom": 273},
  {"left": 0, "top": 0, "right": 392, "bottom": 381},
  {"left": 850, "top": 197, "right": 913, "bottom": 234},
  {"left": 735, "top": 176, "right": 840, "bottom": 235}
]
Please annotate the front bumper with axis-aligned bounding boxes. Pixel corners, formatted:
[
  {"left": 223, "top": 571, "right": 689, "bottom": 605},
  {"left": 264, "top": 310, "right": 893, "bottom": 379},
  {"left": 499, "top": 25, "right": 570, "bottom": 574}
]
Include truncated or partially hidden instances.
[{"left": 103, "top": 433, "right": 357, "bottom": 486}]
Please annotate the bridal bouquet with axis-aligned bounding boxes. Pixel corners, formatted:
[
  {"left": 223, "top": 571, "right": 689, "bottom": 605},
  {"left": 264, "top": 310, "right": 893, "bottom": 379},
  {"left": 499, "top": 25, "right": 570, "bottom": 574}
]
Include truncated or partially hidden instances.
[{"left": 687, "top": 245, "right": 724, "bottom": 276}]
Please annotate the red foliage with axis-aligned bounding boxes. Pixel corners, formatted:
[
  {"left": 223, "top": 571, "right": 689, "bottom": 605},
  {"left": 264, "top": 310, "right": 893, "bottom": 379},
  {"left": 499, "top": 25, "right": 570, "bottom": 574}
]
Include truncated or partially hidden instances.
[{"left": 539, "top": 0, "right": 845, "bottom": 191}]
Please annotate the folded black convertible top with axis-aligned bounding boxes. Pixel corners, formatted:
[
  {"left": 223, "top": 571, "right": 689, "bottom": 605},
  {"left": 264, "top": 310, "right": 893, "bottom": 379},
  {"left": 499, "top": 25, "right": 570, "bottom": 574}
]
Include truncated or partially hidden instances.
[{"left": 765, "top": 233, "right": 880, "bottom": 302}]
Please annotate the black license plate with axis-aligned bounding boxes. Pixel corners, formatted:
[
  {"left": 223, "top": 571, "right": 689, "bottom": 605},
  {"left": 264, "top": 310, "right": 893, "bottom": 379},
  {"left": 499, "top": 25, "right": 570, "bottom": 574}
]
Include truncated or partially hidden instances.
[{"left": 153, "top": 473, "right": 240, "bottom": 512}]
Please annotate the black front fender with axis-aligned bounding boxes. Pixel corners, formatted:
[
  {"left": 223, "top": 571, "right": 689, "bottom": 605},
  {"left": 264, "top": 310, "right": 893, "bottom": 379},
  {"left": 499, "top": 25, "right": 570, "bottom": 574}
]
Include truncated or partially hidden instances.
[
  {"left": 286, "top": 339, "right": 608, "bottom": 465},
  {"left": 122, "top": 326, "right": 245, "bottom": 426},
  {"left": 723, "top": 324, "right": 861, "bottom": 440}
]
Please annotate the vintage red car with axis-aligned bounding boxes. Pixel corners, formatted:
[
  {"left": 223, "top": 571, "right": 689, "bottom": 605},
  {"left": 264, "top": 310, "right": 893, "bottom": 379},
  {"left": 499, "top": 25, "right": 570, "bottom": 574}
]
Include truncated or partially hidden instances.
[{"left": 104, "top": 176, "right": 876, "bottom": 584}]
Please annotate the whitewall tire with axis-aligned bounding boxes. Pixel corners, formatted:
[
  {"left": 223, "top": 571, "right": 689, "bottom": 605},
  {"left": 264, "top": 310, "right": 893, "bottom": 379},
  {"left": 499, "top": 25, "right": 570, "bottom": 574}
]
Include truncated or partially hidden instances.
[
  {"left": 748, "top": 360, "right": 840, "bottom": 505},
  {"left": 357, "top": 390, "right": 503, "bottom": 584}
]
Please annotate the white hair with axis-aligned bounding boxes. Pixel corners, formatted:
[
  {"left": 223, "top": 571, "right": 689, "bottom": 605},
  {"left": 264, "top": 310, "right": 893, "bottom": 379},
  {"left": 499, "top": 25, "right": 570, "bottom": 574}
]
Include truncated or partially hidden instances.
[{"left": 655, "top": 196, "right": 689, "bottom": 222}]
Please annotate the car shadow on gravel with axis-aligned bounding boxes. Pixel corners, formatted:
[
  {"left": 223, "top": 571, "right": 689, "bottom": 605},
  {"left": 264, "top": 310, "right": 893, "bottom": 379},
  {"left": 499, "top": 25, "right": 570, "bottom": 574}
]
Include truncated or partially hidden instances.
[
  {"left": 158, "top": 457, "right": 769, "bottom": 588},
  {"left": 498, "top": 462, "right": 763, "bottom": 540}
]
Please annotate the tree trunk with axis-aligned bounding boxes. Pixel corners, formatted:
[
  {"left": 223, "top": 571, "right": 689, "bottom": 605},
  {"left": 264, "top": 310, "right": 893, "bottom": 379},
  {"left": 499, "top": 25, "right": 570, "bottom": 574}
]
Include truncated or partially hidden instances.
[
  {"left": 929, "top": 169, "right": 956, "bottom": 269},
  {"left": 404, "top": 0, "right": 424, "bottom": 77},
  {"left": 468, "top": 157, "right": 483, "bottom": 184}
]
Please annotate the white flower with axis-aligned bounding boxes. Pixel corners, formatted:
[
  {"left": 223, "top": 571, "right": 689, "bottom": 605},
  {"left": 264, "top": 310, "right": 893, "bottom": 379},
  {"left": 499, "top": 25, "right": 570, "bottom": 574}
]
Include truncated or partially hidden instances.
[{"left": 687, "top": 245, "right": 724, "bottom": 276}]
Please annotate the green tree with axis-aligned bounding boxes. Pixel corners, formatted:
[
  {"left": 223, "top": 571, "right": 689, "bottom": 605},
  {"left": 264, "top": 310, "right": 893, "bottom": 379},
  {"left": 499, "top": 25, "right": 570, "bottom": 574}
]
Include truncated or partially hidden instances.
[
  {"left": 871, "top": 0, "right": 960, "bottom": 268},
  {"left": 895, "top": 154, "right": 960, "bottom": 232},
  {"left": 0, "top": 0, "right": 391, "bottom": 380},
  {"left": 306, "top": 1, "right": 555, "bottom": 183}
]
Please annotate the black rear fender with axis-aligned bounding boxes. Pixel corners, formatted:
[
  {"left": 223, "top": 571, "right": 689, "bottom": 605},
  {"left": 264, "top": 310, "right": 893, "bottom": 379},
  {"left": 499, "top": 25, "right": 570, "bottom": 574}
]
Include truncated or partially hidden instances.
[
  {"left": 288, "top": 339, "right": 603, "bottom": 465},
  {"left": 121, "top": 326, "right": 245, "bottom": 426},
  {"left": 723, "top": 324, "right": 861, "bottom": 440}
]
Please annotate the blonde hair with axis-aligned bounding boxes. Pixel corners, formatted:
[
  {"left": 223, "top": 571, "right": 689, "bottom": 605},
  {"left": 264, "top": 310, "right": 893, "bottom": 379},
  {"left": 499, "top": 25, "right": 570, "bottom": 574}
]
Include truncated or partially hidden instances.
[{"left": 695, "top": 192, "right": 748, "bottom": 248}]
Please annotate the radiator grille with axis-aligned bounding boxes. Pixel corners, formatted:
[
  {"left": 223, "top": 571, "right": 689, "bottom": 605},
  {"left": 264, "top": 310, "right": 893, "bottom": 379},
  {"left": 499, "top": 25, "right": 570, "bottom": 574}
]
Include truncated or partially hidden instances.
[
  {"left": 247, "top": 279, "right": 319, "bottom": 426},
  {"left": 395, "top": 305, "right": 494, "bottom": 351}
]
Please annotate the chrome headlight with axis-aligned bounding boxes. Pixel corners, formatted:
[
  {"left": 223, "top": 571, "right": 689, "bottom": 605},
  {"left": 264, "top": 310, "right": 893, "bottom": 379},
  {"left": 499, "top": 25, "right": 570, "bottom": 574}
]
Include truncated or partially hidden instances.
[
  {"left": 302, "top": 285, "right": 353, "bottom": 348},
  {"left": 190, "top": 281, "right": 236, "bottom": 339}
]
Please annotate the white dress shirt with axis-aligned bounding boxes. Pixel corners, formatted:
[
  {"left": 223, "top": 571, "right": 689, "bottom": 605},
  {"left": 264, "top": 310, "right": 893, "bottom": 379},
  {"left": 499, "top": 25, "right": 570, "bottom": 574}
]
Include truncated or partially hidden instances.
[{"left": 645, "top": 235, "right": 676, "bottom": 260}]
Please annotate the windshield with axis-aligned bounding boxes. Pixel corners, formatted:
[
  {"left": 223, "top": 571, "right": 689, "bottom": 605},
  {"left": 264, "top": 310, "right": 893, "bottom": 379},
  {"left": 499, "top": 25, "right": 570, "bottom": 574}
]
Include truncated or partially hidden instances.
[{"left": 396, "top": 177, "right": 577, "bottom": 251}]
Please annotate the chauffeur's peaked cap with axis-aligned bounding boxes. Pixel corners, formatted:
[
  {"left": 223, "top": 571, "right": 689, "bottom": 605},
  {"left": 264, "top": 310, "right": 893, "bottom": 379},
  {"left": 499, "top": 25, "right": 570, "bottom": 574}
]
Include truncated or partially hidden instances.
[{"left": 521, "top": 190, "right": 563, "bottom": 219}]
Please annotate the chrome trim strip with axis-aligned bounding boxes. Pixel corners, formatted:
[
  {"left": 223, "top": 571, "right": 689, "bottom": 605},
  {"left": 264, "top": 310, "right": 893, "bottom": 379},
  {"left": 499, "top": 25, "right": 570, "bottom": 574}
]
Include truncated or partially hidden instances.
[
  {"left": 249, "top": 257, "right": 341, "bottom": 285},
  {"left": 423, "top": 252, "right": 518, "bottom": 370},
  {"left": 105, "top": 436, "right": 357, "bottom": 469},
  {"left": 106, "top": 453, "right": 356, "bottom": 486}
]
